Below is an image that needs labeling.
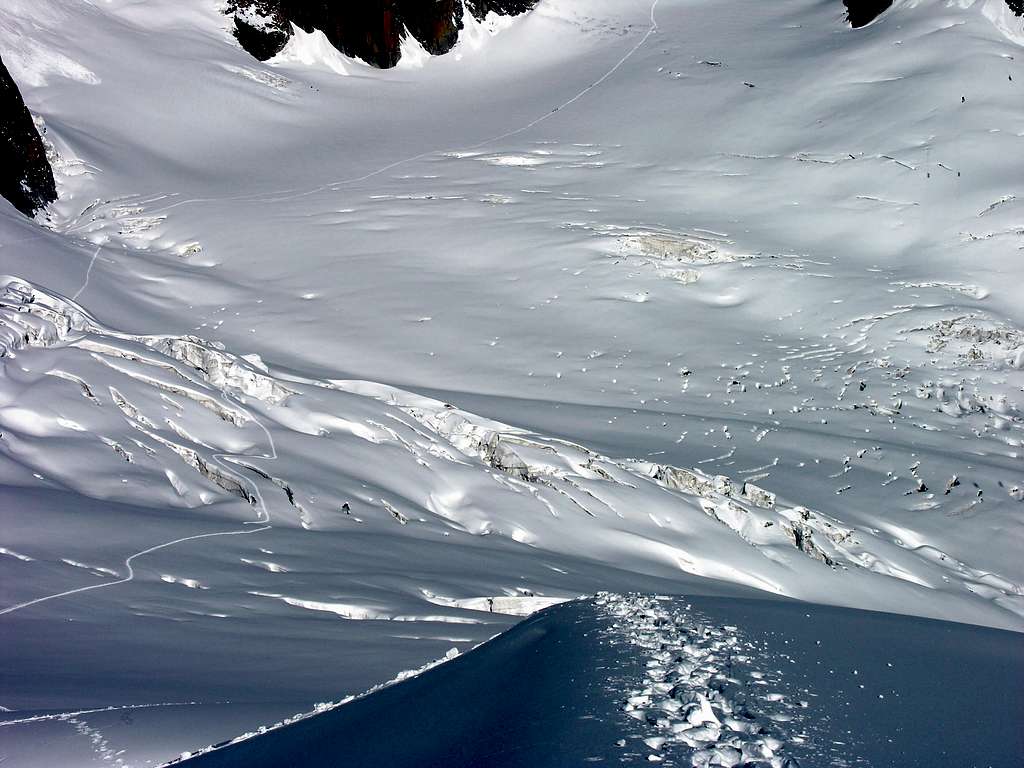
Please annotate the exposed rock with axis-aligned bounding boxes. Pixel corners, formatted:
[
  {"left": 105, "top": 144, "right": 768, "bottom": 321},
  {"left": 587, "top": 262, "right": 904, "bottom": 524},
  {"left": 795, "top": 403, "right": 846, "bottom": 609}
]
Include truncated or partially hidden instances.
[
  {"left": 784, "top": 521, "right": 836, "bottom": 567},
  {"left": 226, "top": 0, "right": 538, "bottom": 69},
  {"left": 400, "top": 0, "right": 463, "bottom": 57},
  {"left": 466, "top": 0, "right": 539, "bottom": 16},
  {"left": 482, "top": 433, "right": 534, "bottom": 481},
  {"left": 233, "top": 13, "right": 289, "bottom": 61},
  {"left": 1008, "top": 0, "right": 1023, "bottom": 17},
  {"left": 650, "top": 464, "right": 717, "bottom": 497},
  {"left": 741, "top": 482, "right": 777, "bottom": 510},
  {"left": 843, "top": 0, "right": 894, "bottom": 28},
  {"left": 0, "top": 56, "right": 57, "bottom": 218}
]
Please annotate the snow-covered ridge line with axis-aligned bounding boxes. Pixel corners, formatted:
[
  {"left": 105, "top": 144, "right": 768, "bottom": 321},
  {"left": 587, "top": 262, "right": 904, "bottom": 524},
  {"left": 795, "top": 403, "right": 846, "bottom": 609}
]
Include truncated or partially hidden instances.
[
  {"left": 153, "top": 595, "right": 571, "bottom": 763},
  {"left": 160, "top": 645, "right": 467, "bottom": 765}
]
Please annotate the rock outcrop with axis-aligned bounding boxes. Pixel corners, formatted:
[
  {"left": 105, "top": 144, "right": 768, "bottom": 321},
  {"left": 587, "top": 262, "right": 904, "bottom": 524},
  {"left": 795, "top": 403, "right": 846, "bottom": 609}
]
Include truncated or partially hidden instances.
[
  {"left": 226, "top": 0, "right": 538, "bottom": 69},
  {"left": 843, "top": 1, "right": 1021, "bottom": 27},
  {"left": 842, "top": 0, "right": 894, "bottom": 28},
  {"left": 0, "top": 56, "right": 57, "bottom": 218}
]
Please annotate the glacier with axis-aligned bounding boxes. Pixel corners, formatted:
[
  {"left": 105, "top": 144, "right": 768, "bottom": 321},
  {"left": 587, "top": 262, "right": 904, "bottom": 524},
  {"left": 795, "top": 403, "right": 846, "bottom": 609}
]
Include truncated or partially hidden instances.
[{"left": 1, "top": 0, "right": 1022, "bottom": 764}]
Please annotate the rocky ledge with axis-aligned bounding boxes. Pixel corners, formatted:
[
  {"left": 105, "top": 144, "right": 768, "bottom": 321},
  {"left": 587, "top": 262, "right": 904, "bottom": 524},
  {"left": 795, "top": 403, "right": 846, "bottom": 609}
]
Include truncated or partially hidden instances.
[{"left": 227, "top": 0, "right": 539, "bottom": 69}]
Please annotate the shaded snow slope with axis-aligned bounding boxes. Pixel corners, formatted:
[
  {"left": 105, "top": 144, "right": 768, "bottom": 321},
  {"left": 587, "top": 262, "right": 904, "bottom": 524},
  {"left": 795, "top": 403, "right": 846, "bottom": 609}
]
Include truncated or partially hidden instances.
[
  {"left": 165, "top": 595, "right": 1024, "bottom": 767},
  {"left": 2, "top": 0, "right": 1024, "bottom": 764}
]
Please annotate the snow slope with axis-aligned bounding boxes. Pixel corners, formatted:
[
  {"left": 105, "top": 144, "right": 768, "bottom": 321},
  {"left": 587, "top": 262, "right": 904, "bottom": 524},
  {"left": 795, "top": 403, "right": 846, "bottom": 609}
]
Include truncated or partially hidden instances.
[
  {"left": 165, "top": 594, "right": 1024, "bottom": 767},
  {"left": 1, "top": 0, "right": 1023, "bottom": 764}
]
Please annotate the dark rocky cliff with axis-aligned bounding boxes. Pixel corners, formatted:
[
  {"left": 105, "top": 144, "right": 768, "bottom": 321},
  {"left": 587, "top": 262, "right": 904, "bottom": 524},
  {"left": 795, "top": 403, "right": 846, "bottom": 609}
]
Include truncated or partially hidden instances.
[
  {"left": 0, "top": 56, "right": 57, "bottom": 218},
  {"left": 842, "top": 0, "right": 894, "bottom": 28},
  {"left": 227, "top": 0, "right": 538, "bottom": 69},
  {"left": 842, "top": 1, "right": 1021, "bottom": 26}
]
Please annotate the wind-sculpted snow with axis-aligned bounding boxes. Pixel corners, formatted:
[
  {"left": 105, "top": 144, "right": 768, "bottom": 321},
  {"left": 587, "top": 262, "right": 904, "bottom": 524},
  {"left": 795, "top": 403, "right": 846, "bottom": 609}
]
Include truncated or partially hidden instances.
[
  {"left": 337, "top": 377, "right": 1024, "bottom": 614},
  {"left": 2, "top": 276, "right": 1020, "bottom": 635}
]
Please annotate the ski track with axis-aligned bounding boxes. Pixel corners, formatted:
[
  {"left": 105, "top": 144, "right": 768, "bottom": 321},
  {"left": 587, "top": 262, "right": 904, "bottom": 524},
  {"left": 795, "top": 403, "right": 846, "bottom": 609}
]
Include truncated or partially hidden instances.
[
  {"left": 118, "top": 0, "right": 661, "bottom": 216},
  {"left": 0, "top": 401, "right": 277, "bottom": 618},
  {"left": 0, "top": 702, "right": 207, "bottom": 729},
  {"left": 70, "top": 243, "right": 102, "bottom": 301}
]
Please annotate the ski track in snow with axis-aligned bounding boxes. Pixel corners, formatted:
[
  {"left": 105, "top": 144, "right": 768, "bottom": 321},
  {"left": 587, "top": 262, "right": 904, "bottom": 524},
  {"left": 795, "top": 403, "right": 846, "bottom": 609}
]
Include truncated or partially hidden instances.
[
  {"left": 71, "top": 243, "right": 102, "bottom": 301},
  {"left": 463, "top": 0, "right": 661, "bottom": 150},
  {"left": 112, "top": 0, "right": 661, "bottom": 217},
  {"left": 0, "top": 700, "right": 214, "bottom": 766},
  {"left": 0, "top": 396, "right": 277, "bottom": 618},
  {"left": 0, "top": 702, "right": 200, "bottom": 730}
]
